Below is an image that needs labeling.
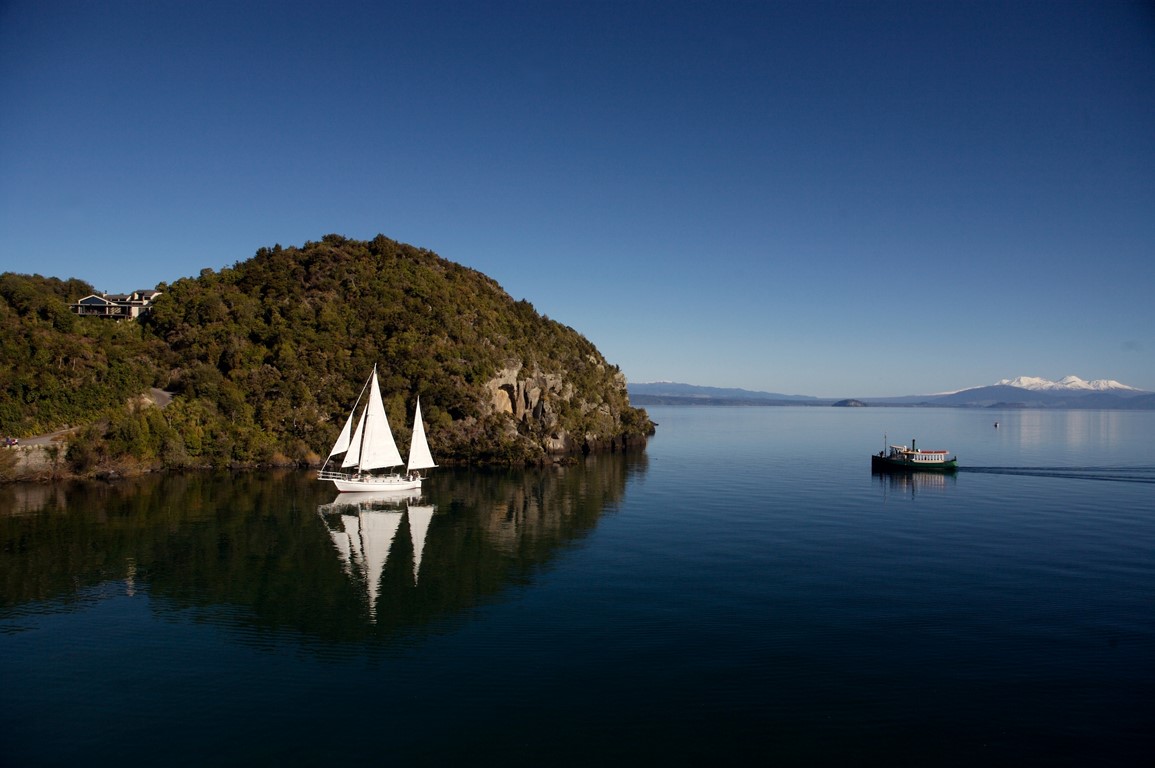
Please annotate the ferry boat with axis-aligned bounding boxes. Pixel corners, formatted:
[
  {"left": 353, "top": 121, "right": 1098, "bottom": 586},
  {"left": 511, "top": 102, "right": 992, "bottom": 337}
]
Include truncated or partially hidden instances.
[{"left": 871, "top": 438, "right": 958, "bottom": 472}]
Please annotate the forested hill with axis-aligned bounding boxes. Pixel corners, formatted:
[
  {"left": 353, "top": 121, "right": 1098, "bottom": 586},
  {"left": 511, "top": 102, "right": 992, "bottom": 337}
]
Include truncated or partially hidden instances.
[{"left": 0, "top": 234, "right": 653, "bottom": 475}]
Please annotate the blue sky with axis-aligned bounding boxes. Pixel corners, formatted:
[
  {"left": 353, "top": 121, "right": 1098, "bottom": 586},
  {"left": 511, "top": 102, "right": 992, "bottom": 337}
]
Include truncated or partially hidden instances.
[{"left": 2, "top": 1, "right": 1153, "bottom": 397}]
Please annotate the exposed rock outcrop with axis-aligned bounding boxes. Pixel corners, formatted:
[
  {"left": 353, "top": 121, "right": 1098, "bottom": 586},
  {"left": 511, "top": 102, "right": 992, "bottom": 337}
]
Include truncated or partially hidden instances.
[
  {"left": 0, "top": 444, "right": 66, "bottom": 483},
  {"left": 483, "top": 362, "right": 649, "bottom": 459},
  {"left": 486, "top": 364, "right": 570, "bottom": 422}
]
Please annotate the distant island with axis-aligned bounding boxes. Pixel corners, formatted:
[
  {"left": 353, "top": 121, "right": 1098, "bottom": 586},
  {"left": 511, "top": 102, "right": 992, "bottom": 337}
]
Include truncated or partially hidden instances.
[
  {"left": 629, "top": 378, "right": 1155, "bottom": 410},
  {"left": 0, "top": 234, "right": 654, "bottom": 483}
]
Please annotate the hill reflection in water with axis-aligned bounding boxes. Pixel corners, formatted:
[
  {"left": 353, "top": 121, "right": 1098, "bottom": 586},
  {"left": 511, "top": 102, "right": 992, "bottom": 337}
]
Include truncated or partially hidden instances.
[{"left": 0, "top": 452, "right": 647, "bottom": 647}]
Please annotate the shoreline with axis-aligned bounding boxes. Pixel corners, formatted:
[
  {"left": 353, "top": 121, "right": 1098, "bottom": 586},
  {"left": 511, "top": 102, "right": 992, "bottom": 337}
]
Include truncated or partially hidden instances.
[{"left": 0, "top": 438, "right": 647, "bottom": 486}]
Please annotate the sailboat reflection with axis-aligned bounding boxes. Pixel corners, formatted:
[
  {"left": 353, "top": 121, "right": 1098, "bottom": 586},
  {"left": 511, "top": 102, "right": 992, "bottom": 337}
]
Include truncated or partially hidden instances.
[
  {"left": 318, "top": 491, "right": 436, "bottom": 621},
  {"left": 0, "top": 459, "right": 641, "bottom": 643}
]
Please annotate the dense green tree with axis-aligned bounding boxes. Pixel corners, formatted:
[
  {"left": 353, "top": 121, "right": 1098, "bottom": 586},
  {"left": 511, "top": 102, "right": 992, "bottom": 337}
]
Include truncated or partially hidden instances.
[
  {"left": 1, "top": 235, "right": 652, "bottom": 475},
  {"left": 0, "top": 274, "right": 164, "bottom": 436}
]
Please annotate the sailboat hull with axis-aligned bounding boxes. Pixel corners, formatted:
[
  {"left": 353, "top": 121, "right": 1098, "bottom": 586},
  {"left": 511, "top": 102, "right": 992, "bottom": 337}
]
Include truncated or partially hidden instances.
[{"left": 318, "top": 470, "right": 423, "bottom": 493}]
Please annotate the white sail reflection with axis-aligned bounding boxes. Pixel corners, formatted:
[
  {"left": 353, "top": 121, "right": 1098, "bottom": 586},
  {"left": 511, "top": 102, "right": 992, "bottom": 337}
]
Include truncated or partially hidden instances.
[
  {"left": 319, "top": 492, "right": 437, "bottom": 621},
  {"left": 407, "top": 505, "right": 434, "bottom": 584},
  {"left": 359, "top": 510, "right": 402, "bottom": 621},
  {"left": 328, "top": 514, "right": 357, "bottom": 577}
]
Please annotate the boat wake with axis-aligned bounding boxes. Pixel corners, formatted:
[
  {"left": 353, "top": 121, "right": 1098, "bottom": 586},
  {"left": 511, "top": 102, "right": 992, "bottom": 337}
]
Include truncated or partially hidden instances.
[{"left": 960, "top": 466, "right": 1155, "bottom": 484}]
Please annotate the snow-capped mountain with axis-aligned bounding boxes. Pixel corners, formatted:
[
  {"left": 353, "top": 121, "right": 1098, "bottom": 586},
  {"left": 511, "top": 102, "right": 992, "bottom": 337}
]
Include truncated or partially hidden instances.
[{"left": 994, "top": 375, "right": 1140, "bottom": 392}]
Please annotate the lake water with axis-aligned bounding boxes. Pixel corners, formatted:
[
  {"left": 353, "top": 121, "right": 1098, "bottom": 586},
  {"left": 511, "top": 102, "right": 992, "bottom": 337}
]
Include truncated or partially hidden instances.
[{"left": 2, "top": 406, "right": 1154, "bottom": 766}]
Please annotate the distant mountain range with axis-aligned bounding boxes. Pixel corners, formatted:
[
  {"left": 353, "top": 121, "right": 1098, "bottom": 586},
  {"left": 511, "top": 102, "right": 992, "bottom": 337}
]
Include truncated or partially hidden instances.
[
  {"left": 626, "top": 382, "right": 818, "bottom": 405},
  {"left": 989, "top": 375, "right": 1139, "bottom": 392},
  {"left": 629, "top": 376, "right": 1155, "bottom": 410}
]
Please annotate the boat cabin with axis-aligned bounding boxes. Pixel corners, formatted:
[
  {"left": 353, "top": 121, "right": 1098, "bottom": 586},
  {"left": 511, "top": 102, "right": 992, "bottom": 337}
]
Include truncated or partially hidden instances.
[{"left": 884, "top": 445, "right": 952, "bottom": 464}]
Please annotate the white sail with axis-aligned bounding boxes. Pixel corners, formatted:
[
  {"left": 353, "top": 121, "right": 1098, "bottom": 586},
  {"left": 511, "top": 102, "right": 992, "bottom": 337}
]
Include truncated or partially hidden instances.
[
  {"left": 407, "top": 505, "right": 435, "bottom": 583},
  {"left": 406, "top": 397, "right": 437, "bottom": 472},
  {"left": 358, "top": 369, "right": 404, "bottom": 471},
  {"left": 327, "top": 407, "right": 356, "bottom": 459},
  {"left": 341, "top": 404, "right": 368, "bottom": 468}
]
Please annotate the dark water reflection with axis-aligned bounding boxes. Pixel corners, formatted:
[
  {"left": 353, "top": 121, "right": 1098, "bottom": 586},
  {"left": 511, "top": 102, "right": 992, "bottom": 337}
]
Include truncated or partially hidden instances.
[
  {"left": 872, "top": 469, "right": 959, "bottom": 497},
  {"left": 5, "top": 407, "right": 1154, "bottom": 765},
  {"left": 0, "top": 452, "right": 647, "bottom": 648}
]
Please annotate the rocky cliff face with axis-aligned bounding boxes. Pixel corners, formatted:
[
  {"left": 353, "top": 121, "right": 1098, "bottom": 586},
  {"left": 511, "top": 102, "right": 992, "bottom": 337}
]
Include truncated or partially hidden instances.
[
  {"left": 486, "top": 364, "right": 572, "bottom": 452},
  {"left": 483, "top": 362, "right": 648, "bottom": 457},
  {"left": 0, "top": 444, "right": 64, "bottom": 483}
]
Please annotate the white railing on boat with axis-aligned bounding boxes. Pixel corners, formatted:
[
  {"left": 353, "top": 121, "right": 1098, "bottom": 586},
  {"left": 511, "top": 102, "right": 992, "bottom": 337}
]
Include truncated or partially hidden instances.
[{"left": 317, "top": 469, "right": 410, "bottom": 481}]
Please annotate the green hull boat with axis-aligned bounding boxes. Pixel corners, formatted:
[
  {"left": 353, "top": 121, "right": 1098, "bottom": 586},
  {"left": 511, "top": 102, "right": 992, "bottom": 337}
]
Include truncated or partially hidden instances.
[{"left": 871, "top": 438, "right": 958, "bottom": 472}]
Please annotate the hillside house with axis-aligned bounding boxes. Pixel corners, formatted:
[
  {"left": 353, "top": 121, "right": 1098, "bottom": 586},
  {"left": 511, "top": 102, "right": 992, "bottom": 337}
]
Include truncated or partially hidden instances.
[{"left": 70, "top": 289, "right": 162, "bottom": 320}]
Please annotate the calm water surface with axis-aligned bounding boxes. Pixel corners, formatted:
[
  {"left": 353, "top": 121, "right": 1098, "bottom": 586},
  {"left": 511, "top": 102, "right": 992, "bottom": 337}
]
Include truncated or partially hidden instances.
[{"left": 2, "top": 407, "right": 1154, "bottom": 766}]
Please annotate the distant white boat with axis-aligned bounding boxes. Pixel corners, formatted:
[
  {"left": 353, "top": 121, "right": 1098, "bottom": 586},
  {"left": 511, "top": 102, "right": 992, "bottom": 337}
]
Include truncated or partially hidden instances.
[{"left": 317, "top": 365, "right": 436, "bottom": 492}]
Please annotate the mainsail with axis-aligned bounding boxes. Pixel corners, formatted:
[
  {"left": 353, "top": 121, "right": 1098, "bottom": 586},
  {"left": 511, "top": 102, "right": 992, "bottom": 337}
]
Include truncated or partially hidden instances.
[
  {"left": 358, "top": 368, "right": 403, "bottom": 470},
  {"left": 334, "top": 367, "right": 403, "bottom": 471}
]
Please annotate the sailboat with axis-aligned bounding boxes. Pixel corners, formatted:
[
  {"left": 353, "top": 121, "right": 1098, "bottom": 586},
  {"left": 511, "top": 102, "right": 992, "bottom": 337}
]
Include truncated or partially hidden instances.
[{"left": 317, "top": 365, "right": 437, "bottom": 492}]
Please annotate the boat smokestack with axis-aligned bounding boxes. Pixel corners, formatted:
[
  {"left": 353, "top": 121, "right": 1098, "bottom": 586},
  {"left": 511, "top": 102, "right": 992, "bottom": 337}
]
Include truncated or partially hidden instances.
[{"left": 912, "top": 438, "right": 916, "bottom": 451}]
